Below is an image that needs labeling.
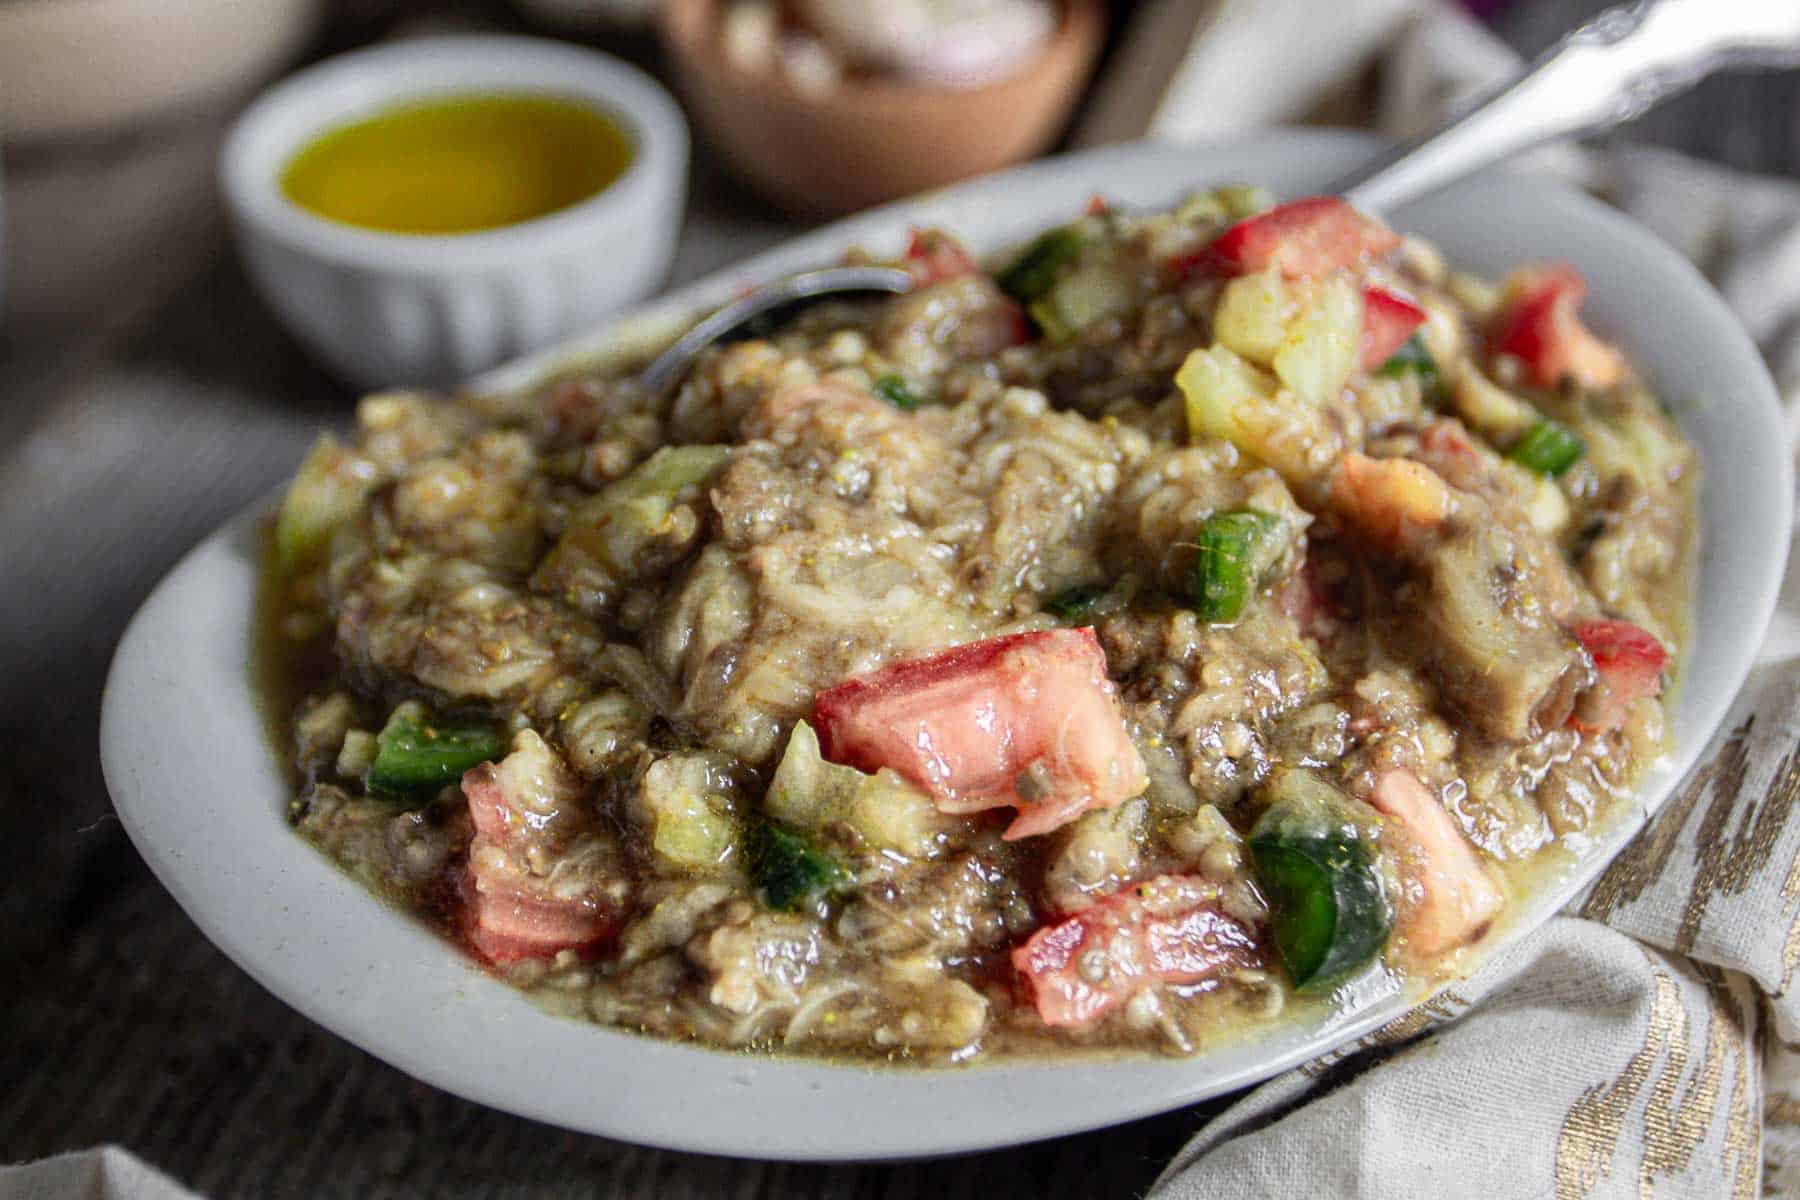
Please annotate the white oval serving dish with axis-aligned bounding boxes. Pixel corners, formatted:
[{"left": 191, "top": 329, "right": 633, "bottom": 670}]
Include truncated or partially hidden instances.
[{"left": 105, "top": 130, "right": 1791, "bottom": 1161}]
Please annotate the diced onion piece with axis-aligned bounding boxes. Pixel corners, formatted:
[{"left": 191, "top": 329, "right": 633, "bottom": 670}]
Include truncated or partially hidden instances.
[
  {"left": 1453, "top": 363, "right": 1541, "bottom": 443},
  {"left": 1213, "top": 270, "right": 1298, "bottom": 366},
  {"left": 1178, "top": 345, "right": 1341, "bottom": 484},
  {"left": 275, "top": 433, "right": 378, "bottom": 573},
  {"left": 1272, "top": 273, "right": 1362, "bottom": 405},
  {"left": 767, "top": 721, "right": 950, "bottom": 858}
]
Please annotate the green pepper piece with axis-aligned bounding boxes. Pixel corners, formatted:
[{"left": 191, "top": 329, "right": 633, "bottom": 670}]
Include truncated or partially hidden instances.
[
  {"left": 1249, "top": 832, "right": 1389, "bottom": 992},
  {"left": 1043, "top": 584, "right": 1106, "bottom": 622},
  {"left": 365, "top": 705, "right": 507, "bottom": 798},
  {"left": 755, "top": 824, "right": 850, "bottom": 911},
  {"left": 999, "top": 227, "right": 1086, "bottom": 302},
  {"left": 1376, "top": 333, "right": 1446, "bottom": 402},
  {"left": 1506, "top": 419, "right": 1586, "bottom": 476},
  {"left": 872, "top": 373, "right": 923, "bottom": 411},
  {"left": 1193, "top": 508, "right": 1284, "bottom": 623}
]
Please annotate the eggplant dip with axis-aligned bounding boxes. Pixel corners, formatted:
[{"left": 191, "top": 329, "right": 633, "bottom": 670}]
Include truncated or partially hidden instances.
[{"left": 267, "top": 188, "right": 1695, "bottom": 1062}]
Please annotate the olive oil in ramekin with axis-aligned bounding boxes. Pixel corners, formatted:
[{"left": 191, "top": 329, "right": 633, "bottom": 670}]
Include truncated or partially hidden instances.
[{"left": 281, "top": 93, "right": 634, "bottom": 235}]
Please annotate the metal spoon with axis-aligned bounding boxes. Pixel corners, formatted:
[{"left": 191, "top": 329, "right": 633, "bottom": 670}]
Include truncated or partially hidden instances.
[
  {"left": 638, "top": 265, "right": 913, "bottom": 395},
  {"left": 641, "top": 0, "right": 1800, "bottom": 394},
  {"left": 1330, "top": 0, "right": 1800, "bottom": 213}
]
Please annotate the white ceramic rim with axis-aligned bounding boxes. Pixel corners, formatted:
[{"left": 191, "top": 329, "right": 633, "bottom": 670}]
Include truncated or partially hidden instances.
[
  {"left": 218, "top": 34, "right": 689, "bottom": 274},
  {"left": 107, "top": 131, "right": 1793, "bottom": 1161}
]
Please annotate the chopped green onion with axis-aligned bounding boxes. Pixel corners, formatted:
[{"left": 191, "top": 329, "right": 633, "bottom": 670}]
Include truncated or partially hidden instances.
[
  {"left": 755, "top": 824, "right": 850, "bottom": 911},
  {"left": 1507, "top": 419, "right": 1585, "bottom": 476},
  {"left": 872, "top": 373, "right": 923, "bottom": 410},
  {"left": 1377, "top": 333, "right": 1446, "bottom": 401},
  {"left": 365, "top": 705, "right": 506, "bottom": 799},
  {"left": 1192, "top": 508, "right": 1283, "bottom": 623},
  {"left": 998, "top": 227, "right": 1085, "bottom": 302},
  {"left": 1043, "top": 584, "right": 1106, "bottom": 622}
]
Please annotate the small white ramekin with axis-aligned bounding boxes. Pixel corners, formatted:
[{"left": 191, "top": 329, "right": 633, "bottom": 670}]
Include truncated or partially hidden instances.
[{"left": 220, "top": 35, "right": 688, "bottom": 389}]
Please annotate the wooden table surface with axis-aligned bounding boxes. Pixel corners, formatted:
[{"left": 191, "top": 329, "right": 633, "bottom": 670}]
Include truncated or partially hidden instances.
[{"left": 2, "top": 3, "right": 1794, "bottom": 1196}]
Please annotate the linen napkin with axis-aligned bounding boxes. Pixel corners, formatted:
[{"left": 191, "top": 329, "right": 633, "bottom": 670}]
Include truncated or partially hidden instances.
[{"left": 1122, "top": 5, "right": 1800, "bottom": 1197}]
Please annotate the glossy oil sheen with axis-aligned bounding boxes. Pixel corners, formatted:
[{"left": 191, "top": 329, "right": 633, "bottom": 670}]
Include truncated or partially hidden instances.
[{"left": 281, "top": 93, "right": 633, "bottom": 235}]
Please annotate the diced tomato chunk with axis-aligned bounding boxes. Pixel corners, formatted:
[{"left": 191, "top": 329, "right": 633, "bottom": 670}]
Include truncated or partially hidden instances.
[
  {"left": 462, "top": 876, "right": 617, "bottom": 966},
  {"left": 903, "top": 227, "right": 979, "bottom": 286},
  {"left": 1360, "top": 286, "right": 1427, "bottom": 370},
  {"left": 1276, "top": 555, "right": 1340, "bottom": 642},
  {"left": 1011, "top": 875, "right": 1259, "bottom": 1028},
  {"left": 1177, "top": 196, "right": 1402, "bottom": 280},
  {"left": 1569, "top": 619, "right": 1668, "bottom": 733},
  {"left": 1331, "top": 452, "right": 1454, "bottom": 554},
  {"left": 998, "top": 299, "right": 1032, "bottom": 347},
  {"left": 1367, "top": 770, "right": 1505, "bottom": 961},
  {"left": 460, "top": 732, "right": 619, "bottom": 965},
  {"left": 812, "top": 628, "right": 1149, "bottom": 840},
  {"left": 1084, "top": 193, "right": 1111, "bottom": 217},
  {"left": 1490, "top": 263, "right": 1628, "bottom": 390}
]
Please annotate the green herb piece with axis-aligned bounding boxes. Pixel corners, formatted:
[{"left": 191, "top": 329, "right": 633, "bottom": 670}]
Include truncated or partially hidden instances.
[
  {"left": 872, "top": 373, "right": 923, "bottom": 410},
  {"left": 755, "top": 824, "right": 850, "bottom": 911},
  {"left": 365, "top": 704, "right": 506, "bottom": 799},
  {"left": 1376, "top": 333, "right": 1446, "bottom": 402},
  {"left": 998, "top": 227, "right": 1086, "bottom": 302},
  {"left": 1506, "top": 419, "right": 1586, "bottom": 476},
  {"left": 1192, "top": 508, "right": 1284, "bottom": 623},
  {"left": 1043, "top": 584, "right": 1107, "bottom": 622}
]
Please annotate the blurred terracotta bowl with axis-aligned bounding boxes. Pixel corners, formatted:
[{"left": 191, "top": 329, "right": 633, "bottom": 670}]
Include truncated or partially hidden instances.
[{"left": 661, "top": 0, "right": 1103, "bottom": 217}]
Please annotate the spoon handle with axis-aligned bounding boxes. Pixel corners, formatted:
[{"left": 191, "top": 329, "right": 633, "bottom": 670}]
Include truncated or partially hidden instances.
[{"left": 1334, "top": 0, "right": 1800, "bottom": 214}]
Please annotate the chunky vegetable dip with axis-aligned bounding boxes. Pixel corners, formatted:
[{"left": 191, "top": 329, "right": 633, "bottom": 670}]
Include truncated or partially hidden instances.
[{"left": 268, "top": 188, "right": 1696, "bottom": 1061}]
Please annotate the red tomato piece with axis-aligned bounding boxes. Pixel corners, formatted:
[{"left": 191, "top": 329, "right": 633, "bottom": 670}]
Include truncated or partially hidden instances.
[
  {"left": 1490, "top": 263, "right": 1628, "bottom": 390},
  {"left": 1569, "top": 619, "right": 1668, "bottom": 733},
  {"left": 812, "top": 628, "right": 1149, "bottom": 840},
  {"left": 461, "top": 732, "right": 618, "bottom": 965},
  {"left": 1177, "top": 196, "right": 1402, "bottom": 280},
  {"left": 1360, "top": 286, "right": 1427, "bottom": 370},
  {"left": 903, "top": 227, "right": 979, "bottom": 286},
  {"left": 1276, "top": 555, "right": 1341, "bottom": 642},
  {"left": 462, "top": 876, "right": 616, "bottom": 966},
  {"left": 1367, "top": 770, "right": 1505, "bottom": 961},
  {"left": 1011, "top": 875, "right": 1259, "bottom": 1028}
]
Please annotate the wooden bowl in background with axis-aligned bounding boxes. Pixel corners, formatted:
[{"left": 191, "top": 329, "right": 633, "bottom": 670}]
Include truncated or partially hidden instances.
[{"left": 660, "top": 0, "right": 1103, "bottom": 217}]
